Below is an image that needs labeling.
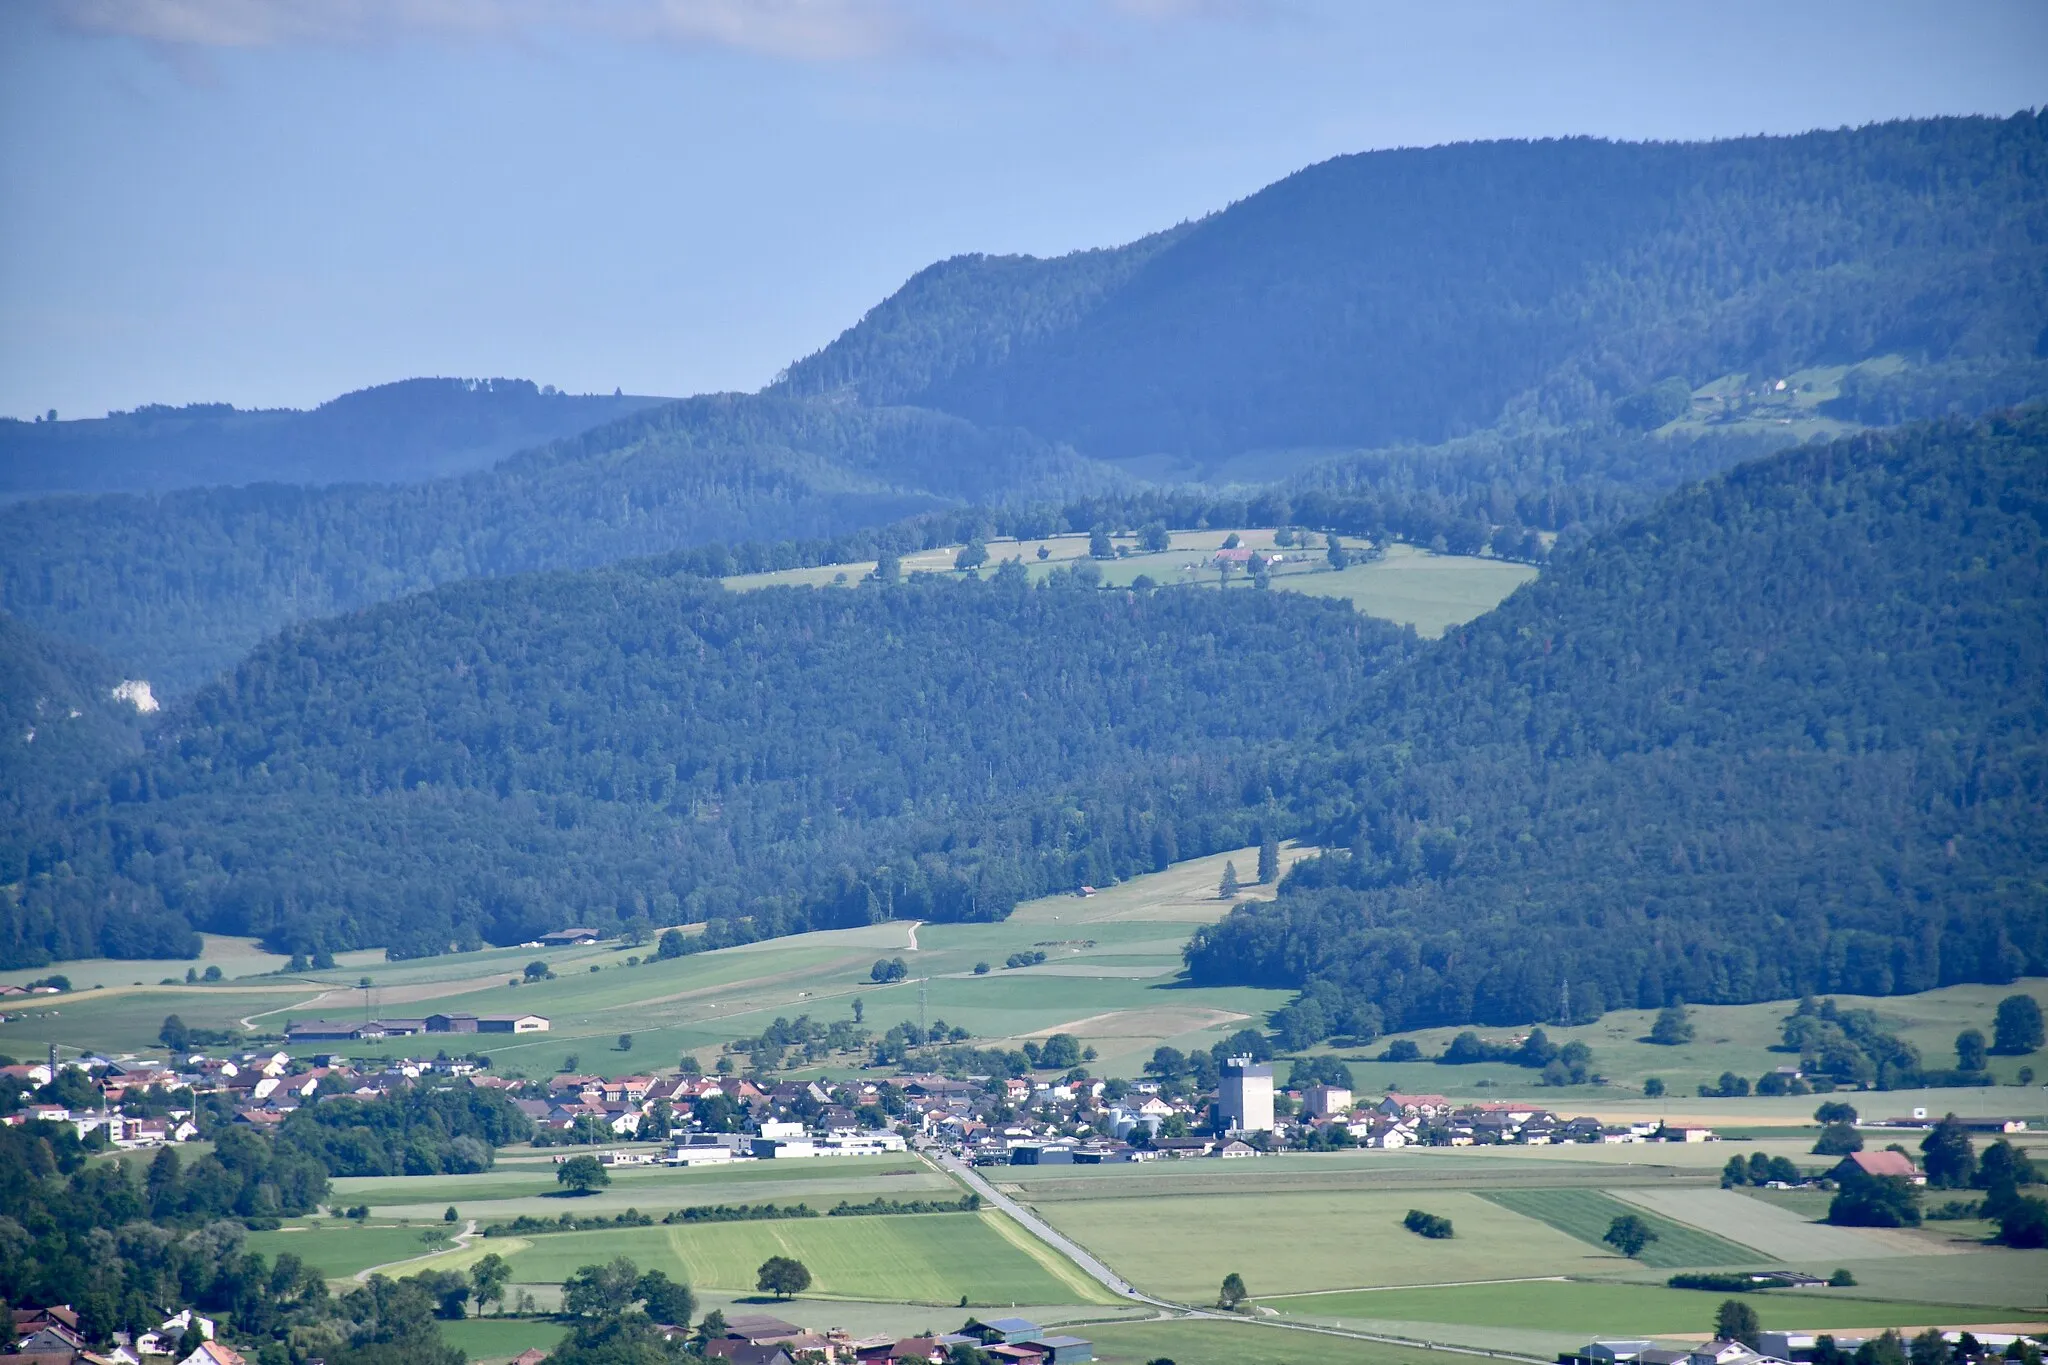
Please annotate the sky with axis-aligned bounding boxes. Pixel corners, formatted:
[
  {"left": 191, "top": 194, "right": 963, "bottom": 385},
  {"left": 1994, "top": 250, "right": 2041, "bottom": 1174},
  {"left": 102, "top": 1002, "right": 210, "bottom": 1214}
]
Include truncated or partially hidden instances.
[{"left": 3, "top": 1, "right": 2046, "bottom": 420}]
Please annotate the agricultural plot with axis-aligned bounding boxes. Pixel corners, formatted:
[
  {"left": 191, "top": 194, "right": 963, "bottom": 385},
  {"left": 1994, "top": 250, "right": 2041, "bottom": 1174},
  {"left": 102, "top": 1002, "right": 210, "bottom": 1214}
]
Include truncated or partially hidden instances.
[
  {"left": 1480, "top": 1189, "right": 1765, "bottom": 1268},
  {"left": 495, "top": 1212, "right": 1115, "bottom": 1306},
  {"left": 1295, "top": 977, "right": 2048, "bottom": 1106},
  {"left": 1268, "top": 543, "right": 1537, "bottom": 637},
  {"left": 331, "top": 1155, "right": 934, "bottom": 1209},
  {"left": 245, "top": 1222, "right": 459, "bottom": 1280},
  {"left": 1273, "top": 1280, "right": 2035, "bottom": 1338},
  {"left": 437, "top": 1318, "right": 568, "bottom": 1364},
  {"left": 720, "top": 530, "right": 1533, "bottom": 638},
  {"left": 1033, "top": 1188, "right": 1623, "bottom": 1300},
  {"left": 1610, "top": 1188, "right": 1943, "bottom": 1261},
  {"left": 1081, "top": 1319, "right": 1466, "bottom": 1365}
]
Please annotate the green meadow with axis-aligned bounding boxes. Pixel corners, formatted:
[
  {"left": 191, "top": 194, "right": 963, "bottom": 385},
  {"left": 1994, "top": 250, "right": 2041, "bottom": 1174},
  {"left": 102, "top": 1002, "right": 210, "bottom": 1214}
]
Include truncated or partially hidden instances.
[
  {"left": 492, "top": 1211, "right": 1116, "bottom": 1306},
  {"left": 1480, "top": 1188, "right": 1764, "bottom": 1268},
  {"left": 1274, "top": 1280, "right": 2022, "bottom": 1337},
  {"left": 719, "top": 529, "right": 1536, "bottom": 638}
]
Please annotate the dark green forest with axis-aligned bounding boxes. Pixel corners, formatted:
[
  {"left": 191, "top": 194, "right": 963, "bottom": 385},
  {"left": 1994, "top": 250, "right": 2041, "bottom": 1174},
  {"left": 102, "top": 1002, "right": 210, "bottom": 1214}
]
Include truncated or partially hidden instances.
[
  {"left": 0, "top": 615, "right": 148, "bottom": 828},
  {"left": 0, "top": 575, "right": 1405, "bottom": 966},
  {"left": 7, "top": 115, "right": 2048, "bottom": 695},
  {"left": 1185, "top": 411, "right": 2048, "bottom": 1029},
  {"left": 0, "top": 395, "right": 1112, "bottom": 692},
  {"left": 0, "top": 378, "right": 670, "bottom": 497},
  {"left": 783, "top": 113, "right": 2048, "bottom": 465}
]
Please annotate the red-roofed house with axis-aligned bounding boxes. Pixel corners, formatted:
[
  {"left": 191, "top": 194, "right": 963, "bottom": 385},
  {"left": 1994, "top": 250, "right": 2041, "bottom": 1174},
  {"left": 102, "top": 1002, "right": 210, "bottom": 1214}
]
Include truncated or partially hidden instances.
[{"left": 1829, "top": 1150, "right": 1924, "bottom": 1184}]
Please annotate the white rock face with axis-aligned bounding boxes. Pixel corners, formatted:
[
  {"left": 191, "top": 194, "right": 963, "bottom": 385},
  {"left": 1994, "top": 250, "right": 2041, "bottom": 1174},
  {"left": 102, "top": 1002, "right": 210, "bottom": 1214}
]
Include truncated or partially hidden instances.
[{"left": 111, "top": 679, "right": 160, "bottom": 713}]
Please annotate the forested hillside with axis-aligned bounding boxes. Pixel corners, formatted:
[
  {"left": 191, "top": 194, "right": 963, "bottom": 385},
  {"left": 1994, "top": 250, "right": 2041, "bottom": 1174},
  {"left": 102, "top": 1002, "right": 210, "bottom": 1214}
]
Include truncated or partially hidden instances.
[
  {"left": 0, "top": 574, "right": 1406, "bottom": 968},
  {"left": 0, "top": 378, "right": 669, "bottom": 497},
  {"left": 0, "top": 615, "right": 151, "bottom": 826},
  {"left": 9, "top": 115, "right": 2045, "bottom": 694},
  {"left": 1185, "top": 411, "right": 2048, "bottom": 1030},
  {"left": 0, "top": 395, "right": 1109, "bottom": 693},
  {"left": 783, "top": 113, "right": 2048, "bottom": 468}
]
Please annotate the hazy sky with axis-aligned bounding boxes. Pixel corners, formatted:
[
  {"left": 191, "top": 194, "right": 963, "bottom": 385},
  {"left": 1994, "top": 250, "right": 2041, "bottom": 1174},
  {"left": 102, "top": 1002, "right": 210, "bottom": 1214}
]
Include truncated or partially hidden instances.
[{"left": 4, "top": 1, "right": 2046, "bottom": 420}]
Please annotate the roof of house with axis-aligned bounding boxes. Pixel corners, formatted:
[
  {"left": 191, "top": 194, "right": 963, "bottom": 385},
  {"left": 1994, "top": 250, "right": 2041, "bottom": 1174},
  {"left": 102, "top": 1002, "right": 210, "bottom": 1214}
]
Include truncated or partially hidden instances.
[{"left": 1837, "top": 1150, "right": 1919, "bottom": 1178}]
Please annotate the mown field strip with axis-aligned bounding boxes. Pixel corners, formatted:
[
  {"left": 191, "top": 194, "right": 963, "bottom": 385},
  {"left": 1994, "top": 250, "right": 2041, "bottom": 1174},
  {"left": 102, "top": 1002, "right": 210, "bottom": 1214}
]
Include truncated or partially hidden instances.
[
  {"left": 1479, "top": 1188, "right": 1766, "bottom": 1268},
  {"left": 1608, "top": 1187, "right": 1955, "bottom": 1261}
]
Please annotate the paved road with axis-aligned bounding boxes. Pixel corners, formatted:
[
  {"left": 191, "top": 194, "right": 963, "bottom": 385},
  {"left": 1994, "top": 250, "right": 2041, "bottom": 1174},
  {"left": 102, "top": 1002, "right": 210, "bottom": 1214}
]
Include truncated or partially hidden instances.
[{"left": 930, "top": 1150, "right": 1550, "bottom": 1362}]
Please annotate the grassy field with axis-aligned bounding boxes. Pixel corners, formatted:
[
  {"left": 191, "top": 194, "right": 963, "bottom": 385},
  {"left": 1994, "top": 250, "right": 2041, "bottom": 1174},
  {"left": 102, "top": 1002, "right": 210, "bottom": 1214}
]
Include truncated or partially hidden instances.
[
  {"left": 1273, "top": 1280, "right": 2038, "bottom": 1336},
  {"left": 437, "top": 1318, "right": 567, "bottom": 1363},
  {"left": 1082, "top": 1318, "right": 1474, "bottom": 1365},
  {"left": 336, "top": 1157, "right": 951, "bottom": 1221},
  {"left": 720, "top": 529, "right": 1534, "bottom": 638},
  {"left": 1480, "top": 1189, "right": 1765, "bottom": 1268},
  {"left": 492, "top": 1211, "right": 1117, "bottom": 1306},
  {"left": 1290, "top": 978, "right": 2048, "bottom": 1109},
  {"left": 1034, "top": 1188, "right": 1628, "bottom": 1301},
  {"left": 245, "top": 1222, "right": 459, "bottom": 1280}
]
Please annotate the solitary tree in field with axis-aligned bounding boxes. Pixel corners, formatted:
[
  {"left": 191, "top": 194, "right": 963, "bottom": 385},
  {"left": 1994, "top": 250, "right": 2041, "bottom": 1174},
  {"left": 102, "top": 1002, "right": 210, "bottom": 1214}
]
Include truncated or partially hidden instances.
[
  {"left": 557, "top": 1154, "right": 611, "bottom": 1195},
  {"left": 756, "top": 1255, "right": 811, "bottom": 1300},
  {"left": 955, "top": 540, "right": 988, "bottom": 573},
  {"left": 1715, "top": 1299, "right": 1761, "bottom": 1347},
  {"left": 1219, "top": 861, "right": 1241, "bottom": 899},
  {"left": 1257, "top": 831, "right": 1279, "bottom": 884},
  {"left": 1643, "top": 1077, "right": 1666, "bottom": 1098},
  {"left": 1648, "top": 1001, "right": 1695, "bottom": 1046},
  {"left": 1956, "top": 1029, "right": 1988, "bottom": 1072},
  {"left": 1993, "top": 995, "right": 2044, "bottom": 1054},
  {"left": 1217, "top": 1271, "right": 1249, "bottom": 1311},
  {"left": 874, "top": 550, "right": 903, "bottom": 584},
  {"left": 470, "top": 1252, "right": 512, "bottom": 1315},
  {"left": 617, "top": 1032, "right": 634, "bottom": 1052},
  {"left": 1603, "top": 1213, "right": 1658, "bottom": 1258}
]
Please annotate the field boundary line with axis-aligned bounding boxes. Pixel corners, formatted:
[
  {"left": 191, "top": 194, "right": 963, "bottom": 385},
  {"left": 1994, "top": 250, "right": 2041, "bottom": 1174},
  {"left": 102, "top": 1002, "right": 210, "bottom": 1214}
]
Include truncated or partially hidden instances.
[{"left": 1259, "top": 1276, "right": 1570, "bottom": 1300}]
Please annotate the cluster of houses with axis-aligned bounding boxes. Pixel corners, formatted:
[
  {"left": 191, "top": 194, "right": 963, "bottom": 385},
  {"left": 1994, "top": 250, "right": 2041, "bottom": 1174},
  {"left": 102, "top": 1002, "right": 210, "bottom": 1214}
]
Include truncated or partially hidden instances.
[
  {"left": 1566, "top": 1331, "right": 2034, "bottom": 1365},
  {"left": 283, "top": 1011, "right": 550, "bottom": 1043},
  {"left": 5, "top": 1305, "right": 245, "bottom": 1365}
]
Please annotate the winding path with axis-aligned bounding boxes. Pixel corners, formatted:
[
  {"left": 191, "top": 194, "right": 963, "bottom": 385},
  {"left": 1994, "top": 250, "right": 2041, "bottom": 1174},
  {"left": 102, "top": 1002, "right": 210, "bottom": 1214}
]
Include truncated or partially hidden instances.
[
  {"left": 931, "top": 1151, "right": 1548, "bottom": 1362},
  {"left": 353, "top": 1218, "right": 480, "bottom": 1283}
]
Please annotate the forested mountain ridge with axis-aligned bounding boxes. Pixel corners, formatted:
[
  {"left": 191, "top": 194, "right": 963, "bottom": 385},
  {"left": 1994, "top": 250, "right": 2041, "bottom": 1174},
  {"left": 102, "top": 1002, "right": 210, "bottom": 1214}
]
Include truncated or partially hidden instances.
[
  {"left": 0, "top": 573, "right": 1406, "bottom": 967},
  {"left": 0, "top": 615, "right": 151, "bottom": 827},
  {"left": 9, "top": 115, "right": 2046, "bottom": 695},
  {"left": 781, "top": 112, "right": 2048, "bottom": 468},
  {"left": 0, "top": 377, "right": 671, "bottom": 498},
  {"left": 1185, "top": 410, "right": 2048, "bottom": 1030},
  {"left": 0, "top": 394, "right": 1113, "bottom": 694}
]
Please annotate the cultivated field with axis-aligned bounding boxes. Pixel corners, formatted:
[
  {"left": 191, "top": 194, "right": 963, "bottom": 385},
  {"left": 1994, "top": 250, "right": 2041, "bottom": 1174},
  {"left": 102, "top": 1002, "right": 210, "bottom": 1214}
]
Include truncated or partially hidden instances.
[
  {"left": 1273, "top": 1280, "right": 2030, "bottom": 1340},
  {"left": 1081, "top": 1319, "right": 1469, "bottom": 1365},
  {"left": 1479, "top": 1189, "right": 1764, "bottom": 1268},
  {"left": 491, "top": 1211, "right": 1117, "bottom": 1306},
  {"left": 245, "top": 1222, "right": 459, "bottom": 1280},
  {"left": 720, "top": 530, "right": 1536, "bottom": 637},
  {"left": 1610, "top": 1188, "right": 1949, "bottom": 1261},
  {"left": 1035, "top": 1187, "right": 1629, "bottom": 1300}
]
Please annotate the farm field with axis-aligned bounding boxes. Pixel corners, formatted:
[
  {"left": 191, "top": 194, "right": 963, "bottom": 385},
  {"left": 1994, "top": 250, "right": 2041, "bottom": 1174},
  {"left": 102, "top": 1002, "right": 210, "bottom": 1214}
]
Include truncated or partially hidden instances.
[
  {"left": 437, "top": 1317, "right": 567, "bottom": 1363},
  {"left": 1272, "top": 1280, "right": 2038, "bottom": 1338},
  {"left": 1032, "top": 1188, "right": 1629, "bottom": 1300},
  {"left": 331, "top": 1155, "right": 948, "bottom": 1220},
  {"left": 491, "top": 1211, "right": 1118, "bottom": 1306},
  {"left": 720, "top": 529, "right": 1535, "bottom": 637},
  {"left": 1082, "top": 1318, "right": 1472, "bottom": 1365},
  {"left": 245, "top": 1222, "right": 459, "bottom": 1280},
  {"left": 1289, "top": 977, "right": 2048, "bottom": 1107},
  {"left": 1478, "top": 1189, "right": 1766, "bottom": 1267},
  {"left": 1608, "top": 1188, "right": 1947, "bottom": 1261}
]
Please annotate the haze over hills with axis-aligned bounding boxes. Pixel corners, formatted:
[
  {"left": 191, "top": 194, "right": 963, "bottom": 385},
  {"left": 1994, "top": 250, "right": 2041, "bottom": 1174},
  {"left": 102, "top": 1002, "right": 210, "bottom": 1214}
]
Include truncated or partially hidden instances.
[
  {"left": 781, "top": 113, "right": 2048, "bottom": 475},
  {"left": 2, "top": 115, "right": 2046, "bottom": 694},
  {"left": 0, "top": 377, "right": 672, "bottom": 498}
]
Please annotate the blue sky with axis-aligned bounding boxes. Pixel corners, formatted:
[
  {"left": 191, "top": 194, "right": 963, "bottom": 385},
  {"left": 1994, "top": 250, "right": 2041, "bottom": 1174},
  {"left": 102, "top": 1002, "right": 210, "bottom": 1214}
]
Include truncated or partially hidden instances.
[{"left": 4, "top": 1, "right": 2046, "bottom": 420}]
